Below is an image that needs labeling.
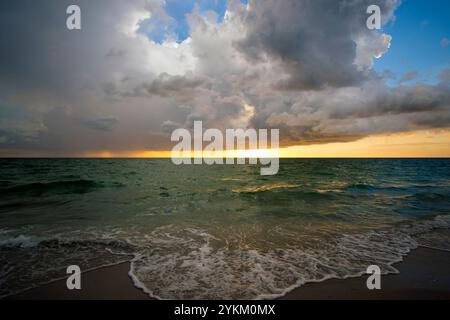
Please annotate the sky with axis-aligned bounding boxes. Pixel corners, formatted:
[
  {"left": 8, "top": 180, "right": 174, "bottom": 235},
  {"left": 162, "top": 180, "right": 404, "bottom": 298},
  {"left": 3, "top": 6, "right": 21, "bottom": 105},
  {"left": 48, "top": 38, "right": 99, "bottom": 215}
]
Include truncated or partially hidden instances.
[
  {"left": 374, "top": 0, "right": 450, "bottom": 85},
  {"left": 0, "top": 0, "right": 449, "bottom": 157}
]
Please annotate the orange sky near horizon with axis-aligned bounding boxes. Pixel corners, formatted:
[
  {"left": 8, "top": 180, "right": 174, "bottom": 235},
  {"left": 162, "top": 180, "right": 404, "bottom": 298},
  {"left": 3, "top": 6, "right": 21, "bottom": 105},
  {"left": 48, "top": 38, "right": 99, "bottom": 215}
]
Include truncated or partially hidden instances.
[
  {"left": 89, "top": 129, "right": 450, "bottom": 158},
  {"left": 3, "top": 129, "right": 449, "bottom": 158}
]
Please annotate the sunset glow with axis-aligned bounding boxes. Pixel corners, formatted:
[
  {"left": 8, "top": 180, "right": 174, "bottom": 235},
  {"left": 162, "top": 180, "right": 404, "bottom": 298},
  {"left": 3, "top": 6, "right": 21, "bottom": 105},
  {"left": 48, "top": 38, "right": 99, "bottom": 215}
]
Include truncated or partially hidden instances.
[{"left": 74, "top": 130, "right": 450, "bottom": 159}]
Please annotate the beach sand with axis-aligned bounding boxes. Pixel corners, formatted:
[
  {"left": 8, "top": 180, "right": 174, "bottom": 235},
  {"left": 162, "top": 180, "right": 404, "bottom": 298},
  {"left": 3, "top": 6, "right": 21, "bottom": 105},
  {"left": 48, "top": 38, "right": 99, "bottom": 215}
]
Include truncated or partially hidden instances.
[{"left": 7, "top": 247, "right": 450, "bottom": 300}]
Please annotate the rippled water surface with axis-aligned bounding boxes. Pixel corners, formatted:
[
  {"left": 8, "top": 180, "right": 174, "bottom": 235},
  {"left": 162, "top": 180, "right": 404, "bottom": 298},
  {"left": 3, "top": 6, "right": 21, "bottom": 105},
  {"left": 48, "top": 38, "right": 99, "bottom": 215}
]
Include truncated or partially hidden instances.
[{"left": 1, "top": 159, "right": 450, "bottom": 299}]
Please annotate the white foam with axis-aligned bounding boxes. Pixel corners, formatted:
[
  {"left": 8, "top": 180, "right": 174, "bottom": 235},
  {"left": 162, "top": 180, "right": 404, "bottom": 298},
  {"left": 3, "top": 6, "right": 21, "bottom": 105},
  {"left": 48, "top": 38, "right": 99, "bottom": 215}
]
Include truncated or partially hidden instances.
[
  {"left": 0, "top": 232, "right": 38, "bottom": 248},
  {"left": 2, "top": 215, "right": 450, "bottom": 300},
  {"left": 126, "top": 215, "right": 450, "bottom": 300}
]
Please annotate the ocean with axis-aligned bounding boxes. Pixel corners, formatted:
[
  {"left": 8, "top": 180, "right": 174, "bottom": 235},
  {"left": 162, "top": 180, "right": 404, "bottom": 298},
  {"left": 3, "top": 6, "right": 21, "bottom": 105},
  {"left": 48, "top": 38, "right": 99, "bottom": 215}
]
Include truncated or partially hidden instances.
[{"left": 1, "top": 158, "right": 450, "bottom": 299}]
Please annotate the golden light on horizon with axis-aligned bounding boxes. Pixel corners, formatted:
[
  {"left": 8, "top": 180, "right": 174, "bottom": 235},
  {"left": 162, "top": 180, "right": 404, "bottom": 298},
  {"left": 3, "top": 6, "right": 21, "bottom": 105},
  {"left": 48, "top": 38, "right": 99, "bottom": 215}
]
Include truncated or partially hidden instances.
[
  {"left": 85, "top": 129, "right": 450, "bottom": 158},
  {"left": 280, "top": 130, "right": 450, "bottom": 158}
]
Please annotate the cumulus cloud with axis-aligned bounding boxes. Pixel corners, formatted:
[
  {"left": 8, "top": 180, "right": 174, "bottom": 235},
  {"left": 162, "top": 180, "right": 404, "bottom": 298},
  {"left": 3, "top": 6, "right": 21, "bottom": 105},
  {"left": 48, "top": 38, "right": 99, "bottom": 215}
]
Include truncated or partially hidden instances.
[
  {"left": 236, "top": 0, "right": 399, "bottom": 90},
  {"left": 253, "top": 80, "right": 450, "bottom": 146},
  {"left": 0, "top": 0, "right": 449, "bottom": 155}
]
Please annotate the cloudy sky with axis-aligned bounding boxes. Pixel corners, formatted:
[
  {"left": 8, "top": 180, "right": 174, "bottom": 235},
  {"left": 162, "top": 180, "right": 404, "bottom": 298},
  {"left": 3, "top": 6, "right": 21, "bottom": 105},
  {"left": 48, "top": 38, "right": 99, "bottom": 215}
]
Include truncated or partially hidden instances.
[{"left": 0, "top": 0, "right": 449, "bottom": 157}]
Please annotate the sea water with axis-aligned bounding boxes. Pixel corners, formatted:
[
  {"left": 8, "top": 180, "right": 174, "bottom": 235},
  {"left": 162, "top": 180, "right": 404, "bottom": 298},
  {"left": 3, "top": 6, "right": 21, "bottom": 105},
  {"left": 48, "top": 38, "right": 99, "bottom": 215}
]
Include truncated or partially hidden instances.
[{"left": 1, "top": 158, "right": 450, "bottom": 299}]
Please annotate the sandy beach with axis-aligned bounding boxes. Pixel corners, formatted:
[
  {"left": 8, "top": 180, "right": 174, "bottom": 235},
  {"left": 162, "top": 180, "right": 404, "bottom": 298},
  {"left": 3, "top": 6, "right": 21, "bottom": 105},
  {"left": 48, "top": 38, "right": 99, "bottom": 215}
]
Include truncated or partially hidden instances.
[{"left": 6, "top": 247, "right": 450, "bottom": 300}]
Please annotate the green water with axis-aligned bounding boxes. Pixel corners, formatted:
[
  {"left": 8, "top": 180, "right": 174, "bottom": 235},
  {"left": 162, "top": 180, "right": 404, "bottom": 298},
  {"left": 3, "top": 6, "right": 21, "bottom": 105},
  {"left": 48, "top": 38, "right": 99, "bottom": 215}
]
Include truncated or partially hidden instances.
[{"left": 1, "top": 159, "right": 450, "bottom": 299}]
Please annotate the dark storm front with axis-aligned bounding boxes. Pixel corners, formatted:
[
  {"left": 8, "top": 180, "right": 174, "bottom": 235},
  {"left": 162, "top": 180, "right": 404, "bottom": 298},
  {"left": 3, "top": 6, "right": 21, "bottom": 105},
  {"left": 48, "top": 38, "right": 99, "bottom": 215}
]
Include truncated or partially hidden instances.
[{"left": 1, "top": 159, "right": 450, "bottom": 299}]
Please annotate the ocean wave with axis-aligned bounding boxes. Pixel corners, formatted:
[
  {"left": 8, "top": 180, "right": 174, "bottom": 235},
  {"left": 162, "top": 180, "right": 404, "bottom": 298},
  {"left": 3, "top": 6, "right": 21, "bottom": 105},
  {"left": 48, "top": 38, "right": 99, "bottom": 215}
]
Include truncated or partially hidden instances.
[
  {"left": 232, "top": 183, "right": 301, "bottom": 193},
  {"left": 0, "top": 233, "right": 38, "bottom": 248},
  {"left": 221, "top": 178, "right": 242, "bottom": 182},
  {"left": 0, "top": 181, "right": 13, "bottom": 188},
  {"left": 232, "top": 183, "right": 336, "bottom": 202},
  {"left": 128, "top": 215, "right": 450, "bottom": 300},
  {"left": 1, "top": 180, "right": 100, "bottom": 196},
  {"left": 343, "top": 183, "right": 408, "bottom": 193},
  {"left": 0, "top": 236, "right": 134, "bottom": 299},
  {"left": 0, "top": 179, "right": 126, "bottom": 197},
  {"left": 1, "top": 215, "right": 450, "bottom": 300},
  {"left": 409, "top": 192, "right": 450, "bottom": 202}
]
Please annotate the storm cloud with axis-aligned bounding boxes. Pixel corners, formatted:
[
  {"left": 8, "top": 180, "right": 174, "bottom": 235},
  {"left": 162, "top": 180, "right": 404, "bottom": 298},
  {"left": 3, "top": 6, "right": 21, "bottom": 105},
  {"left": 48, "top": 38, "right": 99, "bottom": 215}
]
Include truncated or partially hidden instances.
[{"left": 0, "top": 0, "right": 449, "bottom": 155}]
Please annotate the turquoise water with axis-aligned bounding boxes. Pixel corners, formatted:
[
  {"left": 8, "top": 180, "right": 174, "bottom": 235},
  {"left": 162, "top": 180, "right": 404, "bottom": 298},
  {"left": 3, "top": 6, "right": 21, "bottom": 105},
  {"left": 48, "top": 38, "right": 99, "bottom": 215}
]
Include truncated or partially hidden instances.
[{"left": 1, "top": 159, "right": 450, "bottom": 299}]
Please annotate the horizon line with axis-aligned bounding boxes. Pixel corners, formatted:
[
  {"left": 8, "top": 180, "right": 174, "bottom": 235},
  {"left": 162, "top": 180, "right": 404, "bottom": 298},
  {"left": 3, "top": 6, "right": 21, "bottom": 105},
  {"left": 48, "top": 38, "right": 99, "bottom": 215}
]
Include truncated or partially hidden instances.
[{"left": 1, "top": 156, "right": 450, "bottom": 159}]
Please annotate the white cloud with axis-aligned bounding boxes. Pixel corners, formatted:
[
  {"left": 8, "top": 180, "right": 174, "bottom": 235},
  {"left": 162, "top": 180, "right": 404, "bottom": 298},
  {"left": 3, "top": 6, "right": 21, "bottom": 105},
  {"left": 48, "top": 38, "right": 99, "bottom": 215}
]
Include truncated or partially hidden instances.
[{"left": 0, "top": 0, "right": 449, "bottom": 154}]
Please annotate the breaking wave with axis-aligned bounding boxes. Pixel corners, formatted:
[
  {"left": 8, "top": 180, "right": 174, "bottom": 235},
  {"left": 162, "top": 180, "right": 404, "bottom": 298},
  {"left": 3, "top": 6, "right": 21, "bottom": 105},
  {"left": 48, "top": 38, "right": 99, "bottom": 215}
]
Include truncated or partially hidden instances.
[
  {"left": 2, "top": 159, "right": 450, "bottom": 299},
  {"left": 128, "top": 215, "right": 450, "bottom": 299},
  {"left": 1, "top": 215, "right": 450, "bottom": 300}
]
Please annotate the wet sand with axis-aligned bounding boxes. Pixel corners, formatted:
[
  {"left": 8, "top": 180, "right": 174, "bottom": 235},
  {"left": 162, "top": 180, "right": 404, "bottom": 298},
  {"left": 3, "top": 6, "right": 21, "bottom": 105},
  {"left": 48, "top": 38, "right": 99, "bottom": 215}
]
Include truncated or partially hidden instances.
[
  {"left": 282, "top": 247, "right": 450, "bottom": 300},
  {"left": 7, "top": 247, "right": 450, "bottom": 300}
]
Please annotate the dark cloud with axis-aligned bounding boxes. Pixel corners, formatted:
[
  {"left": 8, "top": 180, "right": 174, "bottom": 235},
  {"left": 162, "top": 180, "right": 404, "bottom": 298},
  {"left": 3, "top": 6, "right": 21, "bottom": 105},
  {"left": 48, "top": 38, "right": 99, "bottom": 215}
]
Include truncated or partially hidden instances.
[
  {"left": 0, "top": 99, "right": 44, "bottom": 147},
  {"left": 1, "top": 0, "right": 450, "bottom": 156},
  {"left": 79, "top": 116, "right": 119, "bottom": 131},
  {"left": 236, "top": 0, "right": 399, "bottom": 90},
  {"left": 328, "top": 83, "right": 450, "bottom": 119},
  {"left": 247, "top": 79, "right": 450, "bottom": 146},
  {"left": 106, "top": 48, "right": 127, "bottom": 58},
  {"left": 138, "top": 73, "right": 207, "bottom": 98}
]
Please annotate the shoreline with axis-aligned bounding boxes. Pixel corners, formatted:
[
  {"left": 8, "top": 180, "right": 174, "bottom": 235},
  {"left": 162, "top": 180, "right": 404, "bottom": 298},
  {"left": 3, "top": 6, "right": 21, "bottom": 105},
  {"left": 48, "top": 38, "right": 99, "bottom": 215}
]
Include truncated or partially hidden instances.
[{"left": 6, "top": 246, "right": 450, "bottom": 300}]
